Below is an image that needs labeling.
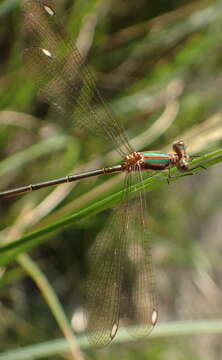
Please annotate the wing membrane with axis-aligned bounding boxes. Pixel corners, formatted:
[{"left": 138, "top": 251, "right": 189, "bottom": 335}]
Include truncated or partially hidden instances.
[
  {"left": 121, "top": 168, "right": 157, "bottom": 338},
  {"left": 23, "top": 0, "right": 133, "bottom": 156},
  {"left": 85, "top": 175, "right": 130, "bottom": 346},
  {"left": 84, "top": 170, "right": 157, "bottom": 346}
]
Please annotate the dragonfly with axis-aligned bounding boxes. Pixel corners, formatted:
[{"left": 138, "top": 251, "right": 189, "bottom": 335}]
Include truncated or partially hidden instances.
[{"left": 0, "top": 0, "right": 191, "bottom": 347}]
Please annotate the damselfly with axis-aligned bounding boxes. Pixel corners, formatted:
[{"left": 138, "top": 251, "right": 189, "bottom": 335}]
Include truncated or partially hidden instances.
[{"left": 0, "top": 0, "right": 192, "bottom": 347}]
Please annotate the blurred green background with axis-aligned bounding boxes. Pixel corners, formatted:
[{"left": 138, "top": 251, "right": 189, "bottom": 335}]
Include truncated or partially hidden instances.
[{"left": 0, "top": 0, "right": 222, "bottom": 359}]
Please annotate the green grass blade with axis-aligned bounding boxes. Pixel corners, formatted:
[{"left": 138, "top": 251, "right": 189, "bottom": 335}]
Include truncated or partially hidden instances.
[
  {"left": 1, "top": 319, "right": 222, "bottom": 359},
  {"left": 0, "top": 148, "right": 221, "bottom": 266}
]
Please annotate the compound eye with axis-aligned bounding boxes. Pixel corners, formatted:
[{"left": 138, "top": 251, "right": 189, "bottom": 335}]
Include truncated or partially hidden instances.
[{"left": 173, "top": 140, "right": 185, "bottom": 153}]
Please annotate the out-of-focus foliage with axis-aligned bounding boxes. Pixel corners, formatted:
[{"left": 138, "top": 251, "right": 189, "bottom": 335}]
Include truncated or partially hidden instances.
[{"left": 0, "top": 0, "right": 222, "bottom": 359}]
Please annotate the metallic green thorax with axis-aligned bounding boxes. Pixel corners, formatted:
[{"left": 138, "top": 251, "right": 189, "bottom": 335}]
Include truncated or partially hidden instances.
[{"left": 141, "top": 151, "right": 171, "bottom": 170}]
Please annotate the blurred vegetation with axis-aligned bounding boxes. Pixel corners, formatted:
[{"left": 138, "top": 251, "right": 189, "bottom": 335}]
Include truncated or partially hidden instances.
[{"left": 0, "top": 0, "right": 222, "bottom": 359}]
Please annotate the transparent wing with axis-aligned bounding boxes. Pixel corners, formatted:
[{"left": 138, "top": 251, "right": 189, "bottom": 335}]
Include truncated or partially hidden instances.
[
  {"left": 120, "top": 167, "right": 158, "bottom": 339},
  {"left": 22, "top": 0, "right": 133, "bottom": 157},
  {"left": 84, "top": 170, "right": 157, "bottom": 347},
  {"left": 84, "top": 174, "right": 131, "bottom": 347}
]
